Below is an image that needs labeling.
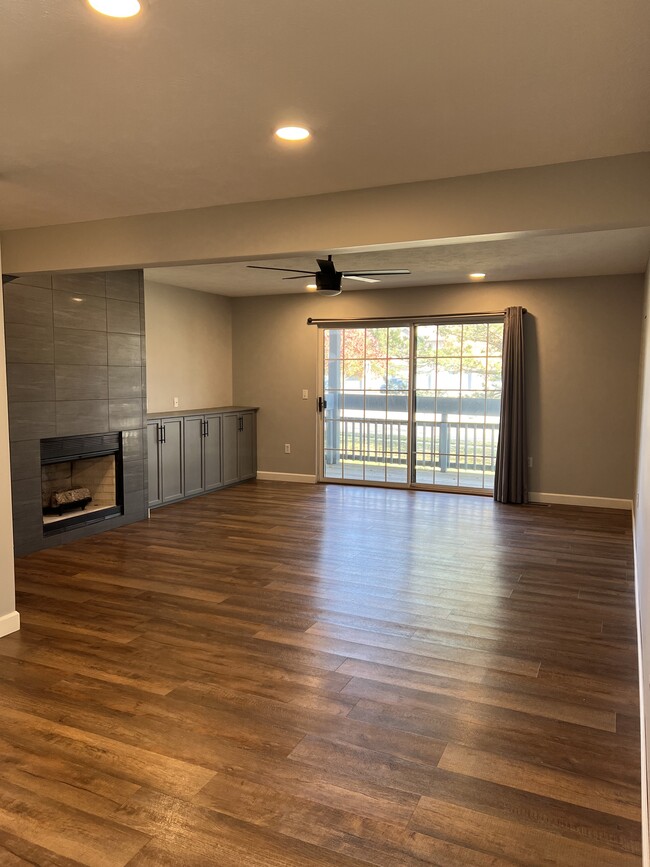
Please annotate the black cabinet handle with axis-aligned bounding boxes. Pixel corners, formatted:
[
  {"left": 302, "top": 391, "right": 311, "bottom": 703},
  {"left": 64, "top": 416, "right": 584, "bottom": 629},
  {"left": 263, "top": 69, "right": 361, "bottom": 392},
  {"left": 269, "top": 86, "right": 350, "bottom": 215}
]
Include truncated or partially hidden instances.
[
  {"left": 158, "top": 424, "right": 163, "bottom": 444},
  {"left": 161, "top": 425, "right": 166, "bottom": 444},
  {"left": 205, "top": 419, "right": 210, "bottom": 437},
  {"left": 238, "top": 416, "right": 243, "bottom": 432}
]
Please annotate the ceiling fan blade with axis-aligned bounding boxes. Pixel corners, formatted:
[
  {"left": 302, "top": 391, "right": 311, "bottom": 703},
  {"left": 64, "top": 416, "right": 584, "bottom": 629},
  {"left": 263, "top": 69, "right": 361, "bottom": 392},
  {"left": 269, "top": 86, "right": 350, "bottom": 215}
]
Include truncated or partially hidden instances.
[
  {"left": 345, "top": 276, "right": 380, "bottom": 284},
  {"left": 342, "top": 269, "right": 411, "bottom": 276},
  {"left": 317, "top": 257, "right": 337, "bottom": 275},
  {"left": 283, "top": 274, "right": 318, "bottom": 280},
  {"left": 247, "top": 265, "right": 316, "bottom": 274}
]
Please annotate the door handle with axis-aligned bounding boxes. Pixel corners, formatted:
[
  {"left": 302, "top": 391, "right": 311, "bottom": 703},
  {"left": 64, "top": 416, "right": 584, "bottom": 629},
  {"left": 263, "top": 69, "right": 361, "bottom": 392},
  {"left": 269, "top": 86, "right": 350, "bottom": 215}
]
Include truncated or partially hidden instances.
[{"left": 318, "top": 397, "right": 328, "bottom": 412}]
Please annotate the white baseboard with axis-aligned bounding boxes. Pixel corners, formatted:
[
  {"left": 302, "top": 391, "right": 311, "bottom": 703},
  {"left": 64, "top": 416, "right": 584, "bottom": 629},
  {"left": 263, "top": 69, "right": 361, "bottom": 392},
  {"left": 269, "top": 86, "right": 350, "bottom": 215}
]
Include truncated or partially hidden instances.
[
  {"left": 528, "top": 491, "right": 633, "bottom": 510},
  {"left": 256, "top": 471, "right": 317, "bottom": 484},
  {"left": 0, "top": 610, "right": 20, "bottom": 638}
]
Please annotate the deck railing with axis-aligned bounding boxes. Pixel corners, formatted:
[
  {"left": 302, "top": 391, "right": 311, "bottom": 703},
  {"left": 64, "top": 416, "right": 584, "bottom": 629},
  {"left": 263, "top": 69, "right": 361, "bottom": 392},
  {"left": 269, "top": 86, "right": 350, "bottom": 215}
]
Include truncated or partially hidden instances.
[{"left": 326, "top": 417, "right": 500, "bottom": 471}]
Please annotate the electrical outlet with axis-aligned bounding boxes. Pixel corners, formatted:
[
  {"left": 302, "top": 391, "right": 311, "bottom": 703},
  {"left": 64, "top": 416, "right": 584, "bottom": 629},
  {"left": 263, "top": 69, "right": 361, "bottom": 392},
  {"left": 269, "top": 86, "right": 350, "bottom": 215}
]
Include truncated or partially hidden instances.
[
  {"left": 302, "top": 389, "right": 309, "bottom": 400},
  {"left": 173, "top": 396, "right": 179, "bottom": 408},
  {"left": 284, "top": 443, "right": 291, "bottom": 454},
  {"left": 528, "top": 456, "right": 533, "bottom": 468}
]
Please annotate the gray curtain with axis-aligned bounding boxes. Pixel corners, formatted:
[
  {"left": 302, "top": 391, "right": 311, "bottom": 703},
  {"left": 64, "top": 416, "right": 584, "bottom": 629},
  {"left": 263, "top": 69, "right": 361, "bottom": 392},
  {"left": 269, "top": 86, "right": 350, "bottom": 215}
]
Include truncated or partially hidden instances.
[{"left": 494, "top": 306, "right": 527, "bottom": 504}]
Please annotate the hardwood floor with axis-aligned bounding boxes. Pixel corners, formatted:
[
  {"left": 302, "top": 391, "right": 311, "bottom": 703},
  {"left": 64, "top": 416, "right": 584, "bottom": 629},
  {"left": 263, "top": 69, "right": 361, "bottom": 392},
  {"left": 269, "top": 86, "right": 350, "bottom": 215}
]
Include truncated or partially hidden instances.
[{"left": 0, "top": 481, "right": 642, "bottom": 866}]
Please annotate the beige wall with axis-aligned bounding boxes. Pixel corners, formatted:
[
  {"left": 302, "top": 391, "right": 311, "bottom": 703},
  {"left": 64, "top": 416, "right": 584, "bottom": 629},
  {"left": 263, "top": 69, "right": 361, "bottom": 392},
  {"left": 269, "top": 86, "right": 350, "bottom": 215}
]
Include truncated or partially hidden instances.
[
  {"left": 0, "top": 248, "right": 19, "bottom": 636},
  {"left": 634, "top": 261, "right": 650, "bottom": 864},
  {"left": 2, "top": 154, "right": 650, "bottom": 274},
  {"left": 145, "top": 280, "right": 233, "bottom": 413},
  {"left": 232, "top": 274, "right": 643, "bottom": 500}
]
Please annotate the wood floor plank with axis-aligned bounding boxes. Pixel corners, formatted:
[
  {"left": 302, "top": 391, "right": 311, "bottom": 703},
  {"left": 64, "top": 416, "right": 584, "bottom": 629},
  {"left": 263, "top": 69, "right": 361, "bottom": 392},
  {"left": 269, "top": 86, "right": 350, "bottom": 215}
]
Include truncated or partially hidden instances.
[
  {"left": 411, "top": 797, "right": 640, "bottom": 867},
  {"left": 438, "top": 743, "right": 640, "bottom": 821},
  {"left": 0, "top": 780, "right": 150, "bottom": 867}
]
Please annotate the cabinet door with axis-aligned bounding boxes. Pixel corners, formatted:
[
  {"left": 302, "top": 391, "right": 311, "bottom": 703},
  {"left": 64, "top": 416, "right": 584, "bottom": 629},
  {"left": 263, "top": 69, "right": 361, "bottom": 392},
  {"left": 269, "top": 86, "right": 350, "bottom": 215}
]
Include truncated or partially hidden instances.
[
  {"left": 161, "top": 417, "right": 184, "bottom": 503},
  {"left": 238, "top": 411, "right": 256, "bottom": 480},
  {"left": 203, "top": 414, "right": 223, "bottom": 491},
  {"left": 222, "top": 413, "right": 240, "bottom": 486},
  {"left": 183, "top": 416, "right": 204, "bottom": 498},
  {"left": 147, "top": 420, "right": 162, "bottom": 507}
]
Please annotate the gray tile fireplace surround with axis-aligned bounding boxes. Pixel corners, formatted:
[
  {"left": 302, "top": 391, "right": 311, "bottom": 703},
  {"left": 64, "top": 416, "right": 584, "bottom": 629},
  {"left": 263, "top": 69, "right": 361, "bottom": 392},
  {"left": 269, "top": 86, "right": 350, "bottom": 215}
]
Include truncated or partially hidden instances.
[{"left": 3, "top": 270, "right": 148, "bottom": 555}]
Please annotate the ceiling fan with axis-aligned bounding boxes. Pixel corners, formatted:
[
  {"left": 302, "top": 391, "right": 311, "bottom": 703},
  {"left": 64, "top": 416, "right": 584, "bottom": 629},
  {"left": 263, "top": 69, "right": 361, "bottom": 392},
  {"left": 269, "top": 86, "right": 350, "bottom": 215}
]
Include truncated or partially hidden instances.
[{"left": 247, "top": 255, "right": 410, "bottom": 296}]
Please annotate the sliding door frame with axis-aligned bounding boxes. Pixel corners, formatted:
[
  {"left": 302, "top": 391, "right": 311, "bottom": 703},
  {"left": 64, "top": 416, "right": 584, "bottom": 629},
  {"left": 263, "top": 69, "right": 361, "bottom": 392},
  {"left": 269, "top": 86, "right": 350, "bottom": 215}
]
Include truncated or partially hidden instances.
[{"left": 316, "top": 314, "right": 503, "bottom": 496}]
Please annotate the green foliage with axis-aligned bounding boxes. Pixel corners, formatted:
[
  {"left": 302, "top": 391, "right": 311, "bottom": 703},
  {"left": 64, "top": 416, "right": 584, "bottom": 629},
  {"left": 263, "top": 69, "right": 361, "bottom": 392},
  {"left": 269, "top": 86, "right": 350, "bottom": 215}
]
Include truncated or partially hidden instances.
[{"left": 325, "top": 322, "right": 503, "bottom": 388}]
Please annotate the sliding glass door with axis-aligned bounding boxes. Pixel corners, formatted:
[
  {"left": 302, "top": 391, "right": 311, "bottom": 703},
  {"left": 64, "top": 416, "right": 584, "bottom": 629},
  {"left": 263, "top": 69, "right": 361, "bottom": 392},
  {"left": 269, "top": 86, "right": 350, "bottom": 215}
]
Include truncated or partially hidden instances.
[
  {"left": 412, "top": 321, "right": 503, "bottom": 491},
  {"left": 319, "top": 318, "right": 503, "bottom": 493},
  {"left": 323, "top": 326, "right": 411, "bottom": 483}
]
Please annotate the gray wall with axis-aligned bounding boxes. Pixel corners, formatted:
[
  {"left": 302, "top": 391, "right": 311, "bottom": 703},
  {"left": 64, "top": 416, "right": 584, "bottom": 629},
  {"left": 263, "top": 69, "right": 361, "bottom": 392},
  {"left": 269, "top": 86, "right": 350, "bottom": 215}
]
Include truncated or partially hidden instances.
[
  {"left": 232, "top": 274, "right": 644, "bottom": 500},
  {"left": 3, "top": 270, "right": 148, "bottom": 555}
]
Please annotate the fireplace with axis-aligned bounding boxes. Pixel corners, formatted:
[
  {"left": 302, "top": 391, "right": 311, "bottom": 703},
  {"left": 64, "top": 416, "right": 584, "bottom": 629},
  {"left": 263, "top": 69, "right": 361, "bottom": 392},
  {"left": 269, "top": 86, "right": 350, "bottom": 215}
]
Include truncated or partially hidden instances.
[{"left": 40, "top": 433, "right": 124, "bottom": 536}]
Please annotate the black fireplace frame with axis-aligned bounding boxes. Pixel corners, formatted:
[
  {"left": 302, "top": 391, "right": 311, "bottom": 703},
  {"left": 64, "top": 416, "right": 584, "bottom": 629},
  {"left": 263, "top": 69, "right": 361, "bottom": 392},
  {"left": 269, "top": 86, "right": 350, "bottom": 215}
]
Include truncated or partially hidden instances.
[{"left": 40, "top": 432, "right": 124, "bottom": 537}]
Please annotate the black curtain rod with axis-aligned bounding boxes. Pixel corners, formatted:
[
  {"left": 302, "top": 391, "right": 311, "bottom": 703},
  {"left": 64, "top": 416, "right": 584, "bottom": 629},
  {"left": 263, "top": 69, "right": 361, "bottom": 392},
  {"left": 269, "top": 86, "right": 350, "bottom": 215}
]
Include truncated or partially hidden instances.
[{"left": 307, "top": 309, "right": 526, "bottom": 325}]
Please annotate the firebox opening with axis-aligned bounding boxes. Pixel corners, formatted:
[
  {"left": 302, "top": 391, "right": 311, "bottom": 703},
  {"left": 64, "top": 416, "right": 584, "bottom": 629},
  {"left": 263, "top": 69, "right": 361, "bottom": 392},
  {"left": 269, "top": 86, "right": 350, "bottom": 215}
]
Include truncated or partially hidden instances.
[{"left": 40, "top": 433, "right": 124, "bottom": 536}]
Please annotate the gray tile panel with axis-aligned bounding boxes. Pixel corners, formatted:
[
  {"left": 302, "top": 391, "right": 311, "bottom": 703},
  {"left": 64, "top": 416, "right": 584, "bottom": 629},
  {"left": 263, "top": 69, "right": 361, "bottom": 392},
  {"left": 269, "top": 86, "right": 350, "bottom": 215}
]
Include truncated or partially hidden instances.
[
  {"left": 55, "top": 400, "right": 109, "bottom": 437},
  {"left": 55, "top": 365, "right": 109, "bottom": 401},
  {"left": 9, "top": 440, "right": 41, "bottom": 481},
  {"left": 5, "top": 273, "right": 53, "bottom": 290},
  {"left": 109, "top": 399, "right": 143, "bottom": 431},
  {"left": 107, "top": 299, "right": 140, "bottom": 335},
  {"left": 7, "top": 364, "right": 55, "bottom": 403},
  {"left": 54, "top": 328, "right": 108, "bottom": 366},
  {"left": 124, "top": 460, "right": 144, "bottom": 494},
  {"left": 5, "top": 323, "right": 54, "bottom": 364},
  {"left": 123, "top": 490, "right": 147, "bottom": 518},
  {"left": 108, "top": 333, "right": 141, "bottom": 366},
  {"left": 52, "top": 273, "right": 106, "bottom": 297},
  {"left": 122, "top": 428, "right": 144, "bottom": 463},
  {"left": 108, "top": 366, "right": 142, "bottom": 399},
  {"left": 53, "top": 290, "right": 107, "bottom": 331},
  {"left": 106, "top": 270, "right": 140, "bottom": 302},
  {"left": 9, "top": 401, "right": 56, "bottom": 442},
  {"left": 3, "top": 284, "right": 53, "bottom": 327}
]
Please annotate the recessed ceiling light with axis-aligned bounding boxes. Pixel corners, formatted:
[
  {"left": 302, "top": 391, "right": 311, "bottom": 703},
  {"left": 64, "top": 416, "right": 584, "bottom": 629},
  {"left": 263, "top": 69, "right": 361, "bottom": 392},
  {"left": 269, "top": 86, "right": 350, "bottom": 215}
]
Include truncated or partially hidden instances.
[
  {"left": 87, "top": 0, "right": 141, "bottom": 18},
  {"left": 469, "top": 272, "right": 486, "bottom": 281},
  {"left": 275, "top": 126, "right": 311, "bottom": 142}
]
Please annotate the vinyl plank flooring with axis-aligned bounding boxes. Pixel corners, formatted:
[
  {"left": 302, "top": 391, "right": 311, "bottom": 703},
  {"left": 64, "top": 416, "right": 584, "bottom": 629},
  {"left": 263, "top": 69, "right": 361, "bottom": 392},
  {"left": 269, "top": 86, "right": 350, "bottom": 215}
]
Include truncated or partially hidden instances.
[{"left": 1, "top": 481, "right": 641, "bottom": 866}]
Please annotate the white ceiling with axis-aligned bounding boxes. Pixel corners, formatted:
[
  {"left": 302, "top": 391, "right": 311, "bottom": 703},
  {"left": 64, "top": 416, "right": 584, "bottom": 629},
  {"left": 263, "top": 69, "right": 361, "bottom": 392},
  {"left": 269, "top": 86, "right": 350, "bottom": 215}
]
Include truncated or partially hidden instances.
[
  {"left": 1, "top": 0, "right": 649, "bottom": 231},
  {"left": 145, "top": 228, "right": 650, "bottom": 297}
]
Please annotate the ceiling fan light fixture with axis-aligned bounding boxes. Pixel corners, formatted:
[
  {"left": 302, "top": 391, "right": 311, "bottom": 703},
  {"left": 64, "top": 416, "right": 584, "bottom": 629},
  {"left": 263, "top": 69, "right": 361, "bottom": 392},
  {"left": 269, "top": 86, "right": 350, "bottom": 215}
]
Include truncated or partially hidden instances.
[
  {"left": 275, "top": 126, "right": 311, "bottom": 142},
  {"left": 306, "top": 283, "right": 317, "bottom": 291},
  {"left": 87, "top": 0, "right": 142, "bottom": 16},
  {"left": 469, "top": 272, "right": 486, "bottom": 281}
]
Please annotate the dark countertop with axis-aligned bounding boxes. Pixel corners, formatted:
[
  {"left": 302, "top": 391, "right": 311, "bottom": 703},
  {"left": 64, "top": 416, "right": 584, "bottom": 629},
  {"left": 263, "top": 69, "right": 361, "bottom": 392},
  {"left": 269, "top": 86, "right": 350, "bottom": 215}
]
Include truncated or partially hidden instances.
[{"left": 147, "top": 406, "right": 258, "bottom": 420}]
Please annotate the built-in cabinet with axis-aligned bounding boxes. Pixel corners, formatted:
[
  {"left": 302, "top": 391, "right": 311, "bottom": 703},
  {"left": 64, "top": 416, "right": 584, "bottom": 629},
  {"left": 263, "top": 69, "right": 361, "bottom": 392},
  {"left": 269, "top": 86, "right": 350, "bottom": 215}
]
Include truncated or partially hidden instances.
[
  {"left": 183, "top": 413, "right": 223, "bottom": 497},
  {"left": 147, "top": 417, "right": 184, "bottom": 506},
  {"left": 222, "top": 411, "right": 256, "bottom": 486},
  {"left": 147, "top": 407, "right": 256, "bottom": 509}
]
